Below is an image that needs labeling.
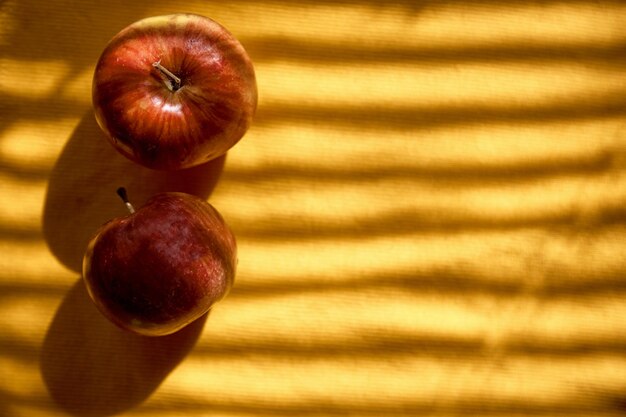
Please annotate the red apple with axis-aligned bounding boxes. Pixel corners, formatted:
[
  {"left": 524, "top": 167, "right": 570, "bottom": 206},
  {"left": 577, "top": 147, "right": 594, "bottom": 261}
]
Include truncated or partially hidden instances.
[
  {"left": 82, "top": 188, "right": 237, "bottom": 336},
  {"left": 92, "top": 13, "right": 257, "bottom": 170}
]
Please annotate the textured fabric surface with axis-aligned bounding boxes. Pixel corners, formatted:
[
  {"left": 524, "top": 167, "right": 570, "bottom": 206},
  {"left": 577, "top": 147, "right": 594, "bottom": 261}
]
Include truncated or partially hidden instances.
[{"left": 1, "top": 1, "right": 626, "bottom": 416}]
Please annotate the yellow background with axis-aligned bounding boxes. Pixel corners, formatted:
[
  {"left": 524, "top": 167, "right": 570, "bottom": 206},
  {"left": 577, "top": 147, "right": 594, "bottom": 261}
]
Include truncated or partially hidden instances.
[{"left": 2, "top": 1, "right": 626, "bottom": 416}]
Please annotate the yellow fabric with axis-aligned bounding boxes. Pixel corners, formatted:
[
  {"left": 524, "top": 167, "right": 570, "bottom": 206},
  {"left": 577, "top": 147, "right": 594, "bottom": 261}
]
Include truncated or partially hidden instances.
[{"left": 2, "top": 1, "right": 626, "bottom": 416}]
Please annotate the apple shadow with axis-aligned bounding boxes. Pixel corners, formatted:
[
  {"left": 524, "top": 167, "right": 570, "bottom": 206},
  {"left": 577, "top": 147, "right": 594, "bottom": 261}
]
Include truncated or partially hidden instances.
[
  {"left": 40, "top": 279, "right": 208, "bottom": 416},
  {"left": 42, "top": 111, "right": 226, "bottom": 273}
]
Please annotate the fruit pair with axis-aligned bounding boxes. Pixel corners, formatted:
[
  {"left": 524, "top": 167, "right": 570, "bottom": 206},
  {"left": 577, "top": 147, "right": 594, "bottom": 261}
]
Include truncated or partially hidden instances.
[{"left": 83, "top": 14, "right": 257, "bottom": 336}]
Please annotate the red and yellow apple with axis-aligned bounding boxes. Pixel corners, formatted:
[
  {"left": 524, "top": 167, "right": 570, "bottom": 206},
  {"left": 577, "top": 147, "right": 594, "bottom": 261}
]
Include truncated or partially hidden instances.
[
  {"left": 92, "top": 13, "right": 257, "bottom": 170},
  {"left": 82, "top": 189, "right": 237, "bottom": 336}
]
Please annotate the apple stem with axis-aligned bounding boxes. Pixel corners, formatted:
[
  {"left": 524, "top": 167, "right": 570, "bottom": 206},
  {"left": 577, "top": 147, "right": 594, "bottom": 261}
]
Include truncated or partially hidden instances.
[
  {"left": 152, "top": 60, "right": 181, "bottom": 91},
  {"left": 116, "top": 187, "right": 136, "bottom": 214}
]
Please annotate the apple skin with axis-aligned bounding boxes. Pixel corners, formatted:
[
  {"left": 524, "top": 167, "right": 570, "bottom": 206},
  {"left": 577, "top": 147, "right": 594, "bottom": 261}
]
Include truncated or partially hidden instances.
[
  {"left": 92, "top": 13, "right": 257, "bottom": 170},
  {"left": 82, "top": 192, "right": 237, "bottom": 336}
]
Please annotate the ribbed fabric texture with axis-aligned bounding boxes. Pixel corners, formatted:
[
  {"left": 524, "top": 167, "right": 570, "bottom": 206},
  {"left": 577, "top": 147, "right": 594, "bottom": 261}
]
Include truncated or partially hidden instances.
[{"left": 1, "top": 1, "right": 626, "bottom": 416}]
